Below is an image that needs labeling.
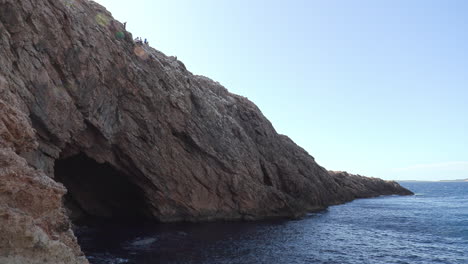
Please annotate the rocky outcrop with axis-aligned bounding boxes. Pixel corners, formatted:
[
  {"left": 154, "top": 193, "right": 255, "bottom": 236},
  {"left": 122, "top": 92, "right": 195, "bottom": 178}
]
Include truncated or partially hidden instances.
[
  {"left": 328, "top": 171, "right": 413, "bottom": 203},
  {"left": 0, "top": 0, "right": 412, "bottom": 262},
  {"left": 0, "top": 99, "right": 87, "bottom": 263}
]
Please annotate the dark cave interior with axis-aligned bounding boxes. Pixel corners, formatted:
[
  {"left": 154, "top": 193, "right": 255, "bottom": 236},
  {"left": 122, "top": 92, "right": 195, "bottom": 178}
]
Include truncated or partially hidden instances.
[{"left": 54, "top": 153, "right": 151, "bottom": 224}]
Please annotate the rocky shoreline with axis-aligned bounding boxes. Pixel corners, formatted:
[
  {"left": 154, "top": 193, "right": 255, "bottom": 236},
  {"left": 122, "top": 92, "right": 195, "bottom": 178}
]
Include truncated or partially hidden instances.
[{"left": 0, "top": 0, "right": 412, "bottom": 263}]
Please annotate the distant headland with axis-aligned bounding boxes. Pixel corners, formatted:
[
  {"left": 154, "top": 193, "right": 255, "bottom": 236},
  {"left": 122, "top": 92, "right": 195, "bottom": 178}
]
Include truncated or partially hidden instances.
[
  {"left": 439, "top": 178, "right": 468, "bottom": 182},
  {"left": 400, "top": 179, "right": 468, "bottom": 183}
]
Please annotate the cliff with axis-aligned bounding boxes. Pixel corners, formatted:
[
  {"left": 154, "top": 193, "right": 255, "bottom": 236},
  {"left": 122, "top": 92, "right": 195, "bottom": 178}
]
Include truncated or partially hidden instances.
[{"left": 0, "top": 0, "right": 412, "bottom": 263}]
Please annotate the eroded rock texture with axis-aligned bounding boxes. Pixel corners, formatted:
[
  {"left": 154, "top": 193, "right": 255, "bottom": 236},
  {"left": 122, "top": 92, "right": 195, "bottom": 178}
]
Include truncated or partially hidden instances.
[
  {"left": 0, "top": 99, "right": 87, "bottom": 263},
  {"left": 0, "top": 0, "right": 412, "bottom": 262}
]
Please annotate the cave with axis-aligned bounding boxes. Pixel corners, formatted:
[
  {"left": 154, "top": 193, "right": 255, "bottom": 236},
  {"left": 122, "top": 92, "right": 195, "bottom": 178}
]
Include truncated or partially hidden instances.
[{"left": 54, "top": 153, "right": 151, "bottom": 224}]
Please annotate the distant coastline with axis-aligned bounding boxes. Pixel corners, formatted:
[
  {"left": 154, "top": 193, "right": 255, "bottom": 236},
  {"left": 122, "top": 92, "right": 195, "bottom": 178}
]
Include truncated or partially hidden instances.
[
  {"left": 439, "top": 178, "right": 468, "bottom": 182},
  {"left": 400, "top": 179, "right": 468, "bottom": 183}
]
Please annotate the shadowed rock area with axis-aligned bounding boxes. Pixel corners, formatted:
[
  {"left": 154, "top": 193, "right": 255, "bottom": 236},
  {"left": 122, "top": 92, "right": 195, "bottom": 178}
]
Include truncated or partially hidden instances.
[{"left": 0, "top": 0, "right": 412, "bottom": 263}]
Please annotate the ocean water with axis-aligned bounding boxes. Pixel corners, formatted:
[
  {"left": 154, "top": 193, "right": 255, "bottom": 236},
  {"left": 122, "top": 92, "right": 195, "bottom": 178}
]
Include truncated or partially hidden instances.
[{"left": 77, "top": 182, "right": 468, "bottom": 264}]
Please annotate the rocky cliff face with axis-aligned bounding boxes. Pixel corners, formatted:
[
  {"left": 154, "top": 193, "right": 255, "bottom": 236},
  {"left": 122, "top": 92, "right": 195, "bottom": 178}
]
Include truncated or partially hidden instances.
[{"left": 0, "top": 0, "right": 412, "bottom": 262}]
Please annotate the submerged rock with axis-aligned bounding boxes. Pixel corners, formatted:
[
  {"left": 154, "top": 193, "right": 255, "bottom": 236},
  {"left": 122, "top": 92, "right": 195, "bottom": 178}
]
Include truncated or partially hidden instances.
[{"left": 0, "top": 0, "right": 412, "bottom": 262}]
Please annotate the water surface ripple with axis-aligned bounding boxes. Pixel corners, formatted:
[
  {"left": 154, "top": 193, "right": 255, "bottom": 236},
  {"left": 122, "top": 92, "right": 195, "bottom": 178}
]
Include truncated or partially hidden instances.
[{"left": 77, "top": 182, "right": 468, "bottom": 264}]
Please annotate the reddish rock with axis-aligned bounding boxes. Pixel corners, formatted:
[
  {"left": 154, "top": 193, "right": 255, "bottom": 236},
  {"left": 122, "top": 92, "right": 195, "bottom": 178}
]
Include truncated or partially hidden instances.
[
  {"left": 0, "top": 99, "right": 87, "bottom": 263},
  {"left": 0, "top": 0, "right": 412, "bottom": 262}
]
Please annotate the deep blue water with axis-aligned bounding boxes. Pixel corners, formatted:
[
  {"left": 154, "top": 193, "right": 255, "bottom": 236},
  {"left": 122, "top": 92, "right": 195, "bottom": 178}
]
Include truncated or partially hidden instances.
[{"left": 77, "top": 182, "right": 468, "bottom": 264}]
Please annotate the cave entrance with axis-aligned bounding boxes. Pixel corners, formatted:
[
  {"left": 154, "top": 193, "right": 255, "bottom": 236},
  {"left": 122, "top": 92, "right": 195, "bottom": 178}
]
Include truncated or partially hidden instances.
[{"left": 54, "top": 153, "right": 151, "bottom": 224}]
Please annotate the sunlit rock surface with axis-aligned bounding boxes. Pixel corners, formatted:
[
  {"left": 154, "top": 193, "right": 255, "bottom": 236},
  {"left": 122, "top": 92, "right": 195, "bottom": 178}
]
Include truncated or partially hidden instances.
[
  {"left": 0, "top": 100, "right": 87, "bottom": 263},
  {"left": 0, "top": 0, "right": 412, "bottom": 262}
]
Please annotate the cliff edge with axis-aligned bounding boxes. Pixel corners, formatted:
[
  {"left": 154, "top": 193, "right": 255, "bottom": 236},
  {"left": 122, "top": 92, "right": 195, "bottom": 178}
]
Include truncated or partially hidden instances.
[{"left": 0, "top": 0, "right": 412, "bottom": 263}]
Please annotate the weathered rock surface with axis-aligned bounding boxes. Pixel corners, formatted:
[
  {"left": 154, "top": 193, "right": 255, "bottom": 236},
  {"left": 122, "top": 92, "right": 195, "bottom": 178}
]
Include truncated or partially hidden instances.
[
  {"left": 0, "top": 0, "right": 412, "bottom": 262},
  {"left": 0, "top": 98, "right": 87, "bottom": 263},
  {"left": 328, "top": 171, "right": 413, "bottom": 203}
]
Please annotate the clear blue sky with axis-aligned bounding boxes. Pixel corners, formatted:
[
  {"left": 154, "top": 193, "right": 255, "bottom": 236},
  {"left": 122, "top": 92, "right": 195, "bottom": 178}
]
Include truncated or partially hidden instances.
[{"left": 93, "top": 0, "right": 467, "bottom": 181}]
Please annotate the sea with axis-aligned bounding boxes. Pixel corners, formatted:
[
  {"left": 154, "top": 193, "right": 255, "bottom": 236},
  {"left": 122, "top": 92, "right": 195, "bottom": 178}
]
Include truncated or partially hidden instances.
[{"left": 76, "top": 182, "right": 468, "bottom": 264}]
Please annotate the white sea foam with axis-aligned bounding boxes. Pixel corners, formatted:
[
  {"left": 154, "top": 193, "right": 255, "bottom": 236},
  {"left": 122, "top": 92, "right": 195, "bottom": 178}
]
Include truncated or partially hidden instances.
[
  {"left": 122, "top": 236, "right": 158, "bottom": 251},
  {"left": 130, "top": 237, "right": 157, "bottom": 247}
]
